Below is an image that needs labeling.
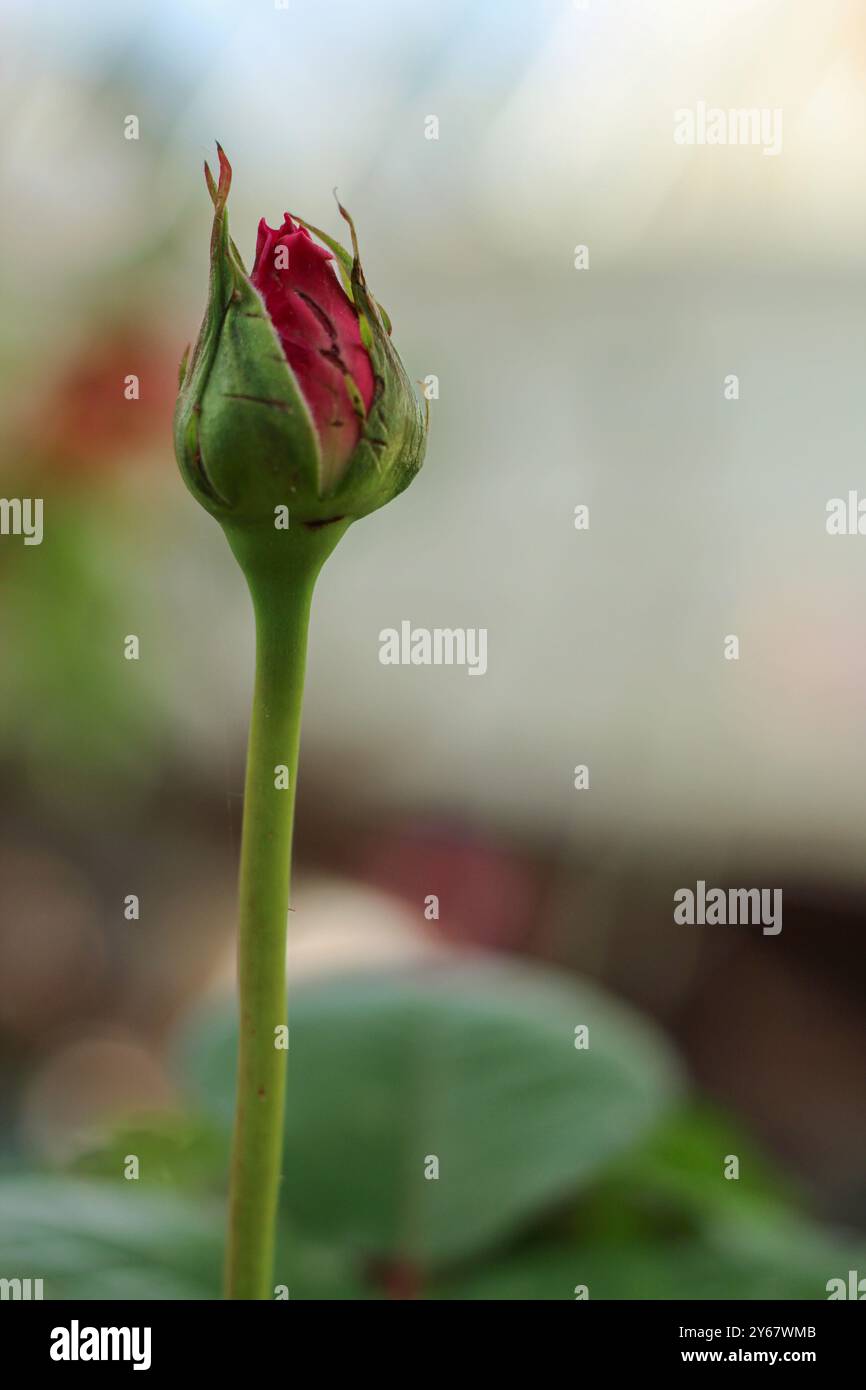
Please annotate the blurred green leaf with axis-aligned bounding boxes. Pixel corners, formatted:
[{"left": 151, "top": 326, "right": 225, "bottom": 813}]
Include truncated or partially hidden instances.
[
  {"left": 573, "top": 1104, "right": 803, "bottom": 1243},
  {"left": 433, "top": 1226, "right": 851, "bottom": 1300},
  {"left": 0, "top": 1172, "right": 381, "bottom": 1300},
  {"left": 0, "top": 1177, "right": 221, "bottom": 1300},
  {"left": 70, "top": 1114, "right": 228, "bottom": 1194},
  {"left": 272, "top": 1229, "right": 371, "bottom": 1301},
  {"left": 0, "top": 492, "right": 170, "bottom": 786},
  {"left": 181, "top": 961, "right": 681, "bottom": 1266}
]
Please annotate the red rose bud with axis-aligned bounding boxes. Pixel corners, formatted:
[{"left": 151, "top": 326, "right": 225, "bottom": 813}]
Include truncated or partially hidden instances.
[
  {"left": 251, "top": 215, "right": 375, "bottom": 490},
  {"left": 174, "top": 146, "right": 427, "bottom": 536}
]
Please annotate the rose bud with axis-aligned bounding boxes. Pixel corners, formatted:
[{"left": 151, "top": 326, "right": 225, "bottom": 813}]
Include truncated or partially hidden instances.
[
  {"left": 174, "top": 149, "right": 428, "bottom": 1301},
  {"left": 174, "top": 146, "right": 427, "bottom": 547}
]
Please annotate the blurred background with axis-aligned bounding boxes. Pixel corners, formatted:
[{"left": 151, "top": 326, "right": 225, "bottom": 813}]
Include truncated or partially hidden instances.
[{"left": 1, "top": 0, "right": 866, "bottom": 1299}]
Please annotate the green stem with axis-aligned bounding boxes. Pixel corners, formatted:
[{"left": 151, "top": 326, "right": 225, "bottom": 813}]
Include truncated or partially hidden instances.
[{"left": 223, "top": 520, "right": 349, "bottom": 1300}]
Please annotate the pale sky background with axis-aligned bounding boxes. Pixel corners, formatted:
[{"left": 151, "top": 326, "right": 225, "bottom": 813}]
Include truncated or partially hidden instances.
[{"left": 2, "top": 0, "right": 866, "bottom": 876}]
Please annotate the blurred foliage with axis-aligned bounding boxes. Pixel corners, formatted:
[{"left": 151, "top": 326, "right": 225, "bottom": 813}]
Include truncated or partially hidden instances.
[
  {"left": 182, "top": 962, "right": 681, "bottom": 1265},
  {"left": 0, "top": 1178, "right": 221, "bottom": 1300},
  {"left": 74, "top": 1115, "right": 228, "bottom": 1194},
  {"left": 0, "top": 487, "right": 171, "bottom": 790},
  {"left": 0, "top": 962, "right": 862, "bottom": 1299}
]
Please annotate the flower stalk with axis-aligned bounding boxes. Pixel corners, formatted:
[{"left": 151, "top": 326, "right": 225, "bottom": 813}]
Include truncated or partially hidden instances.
[
  {"left": 223, "top": 522, "right": 348, "bottom": 1299},
  {"left": 174, "top": 147, "right": 427, "bottom": 1301}
]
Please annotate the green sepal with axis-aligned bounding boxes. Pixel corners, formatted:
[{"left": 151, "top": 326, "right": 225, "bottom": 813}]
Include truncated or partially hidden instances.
[
  {"left": 174, "top": 146, "right": 321, "bottom": 524},
  {"left": 174, "top": 147, "right": 428, "bottom": 540},
  {"left": 178, "top": 343, "right": 190, "bottom": 389},
  {"left": 290, "top": 211, "right": 393, "bottom": 340},
  {"left": 325, "top": 198, "right": 427, "bottom": 516}
]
